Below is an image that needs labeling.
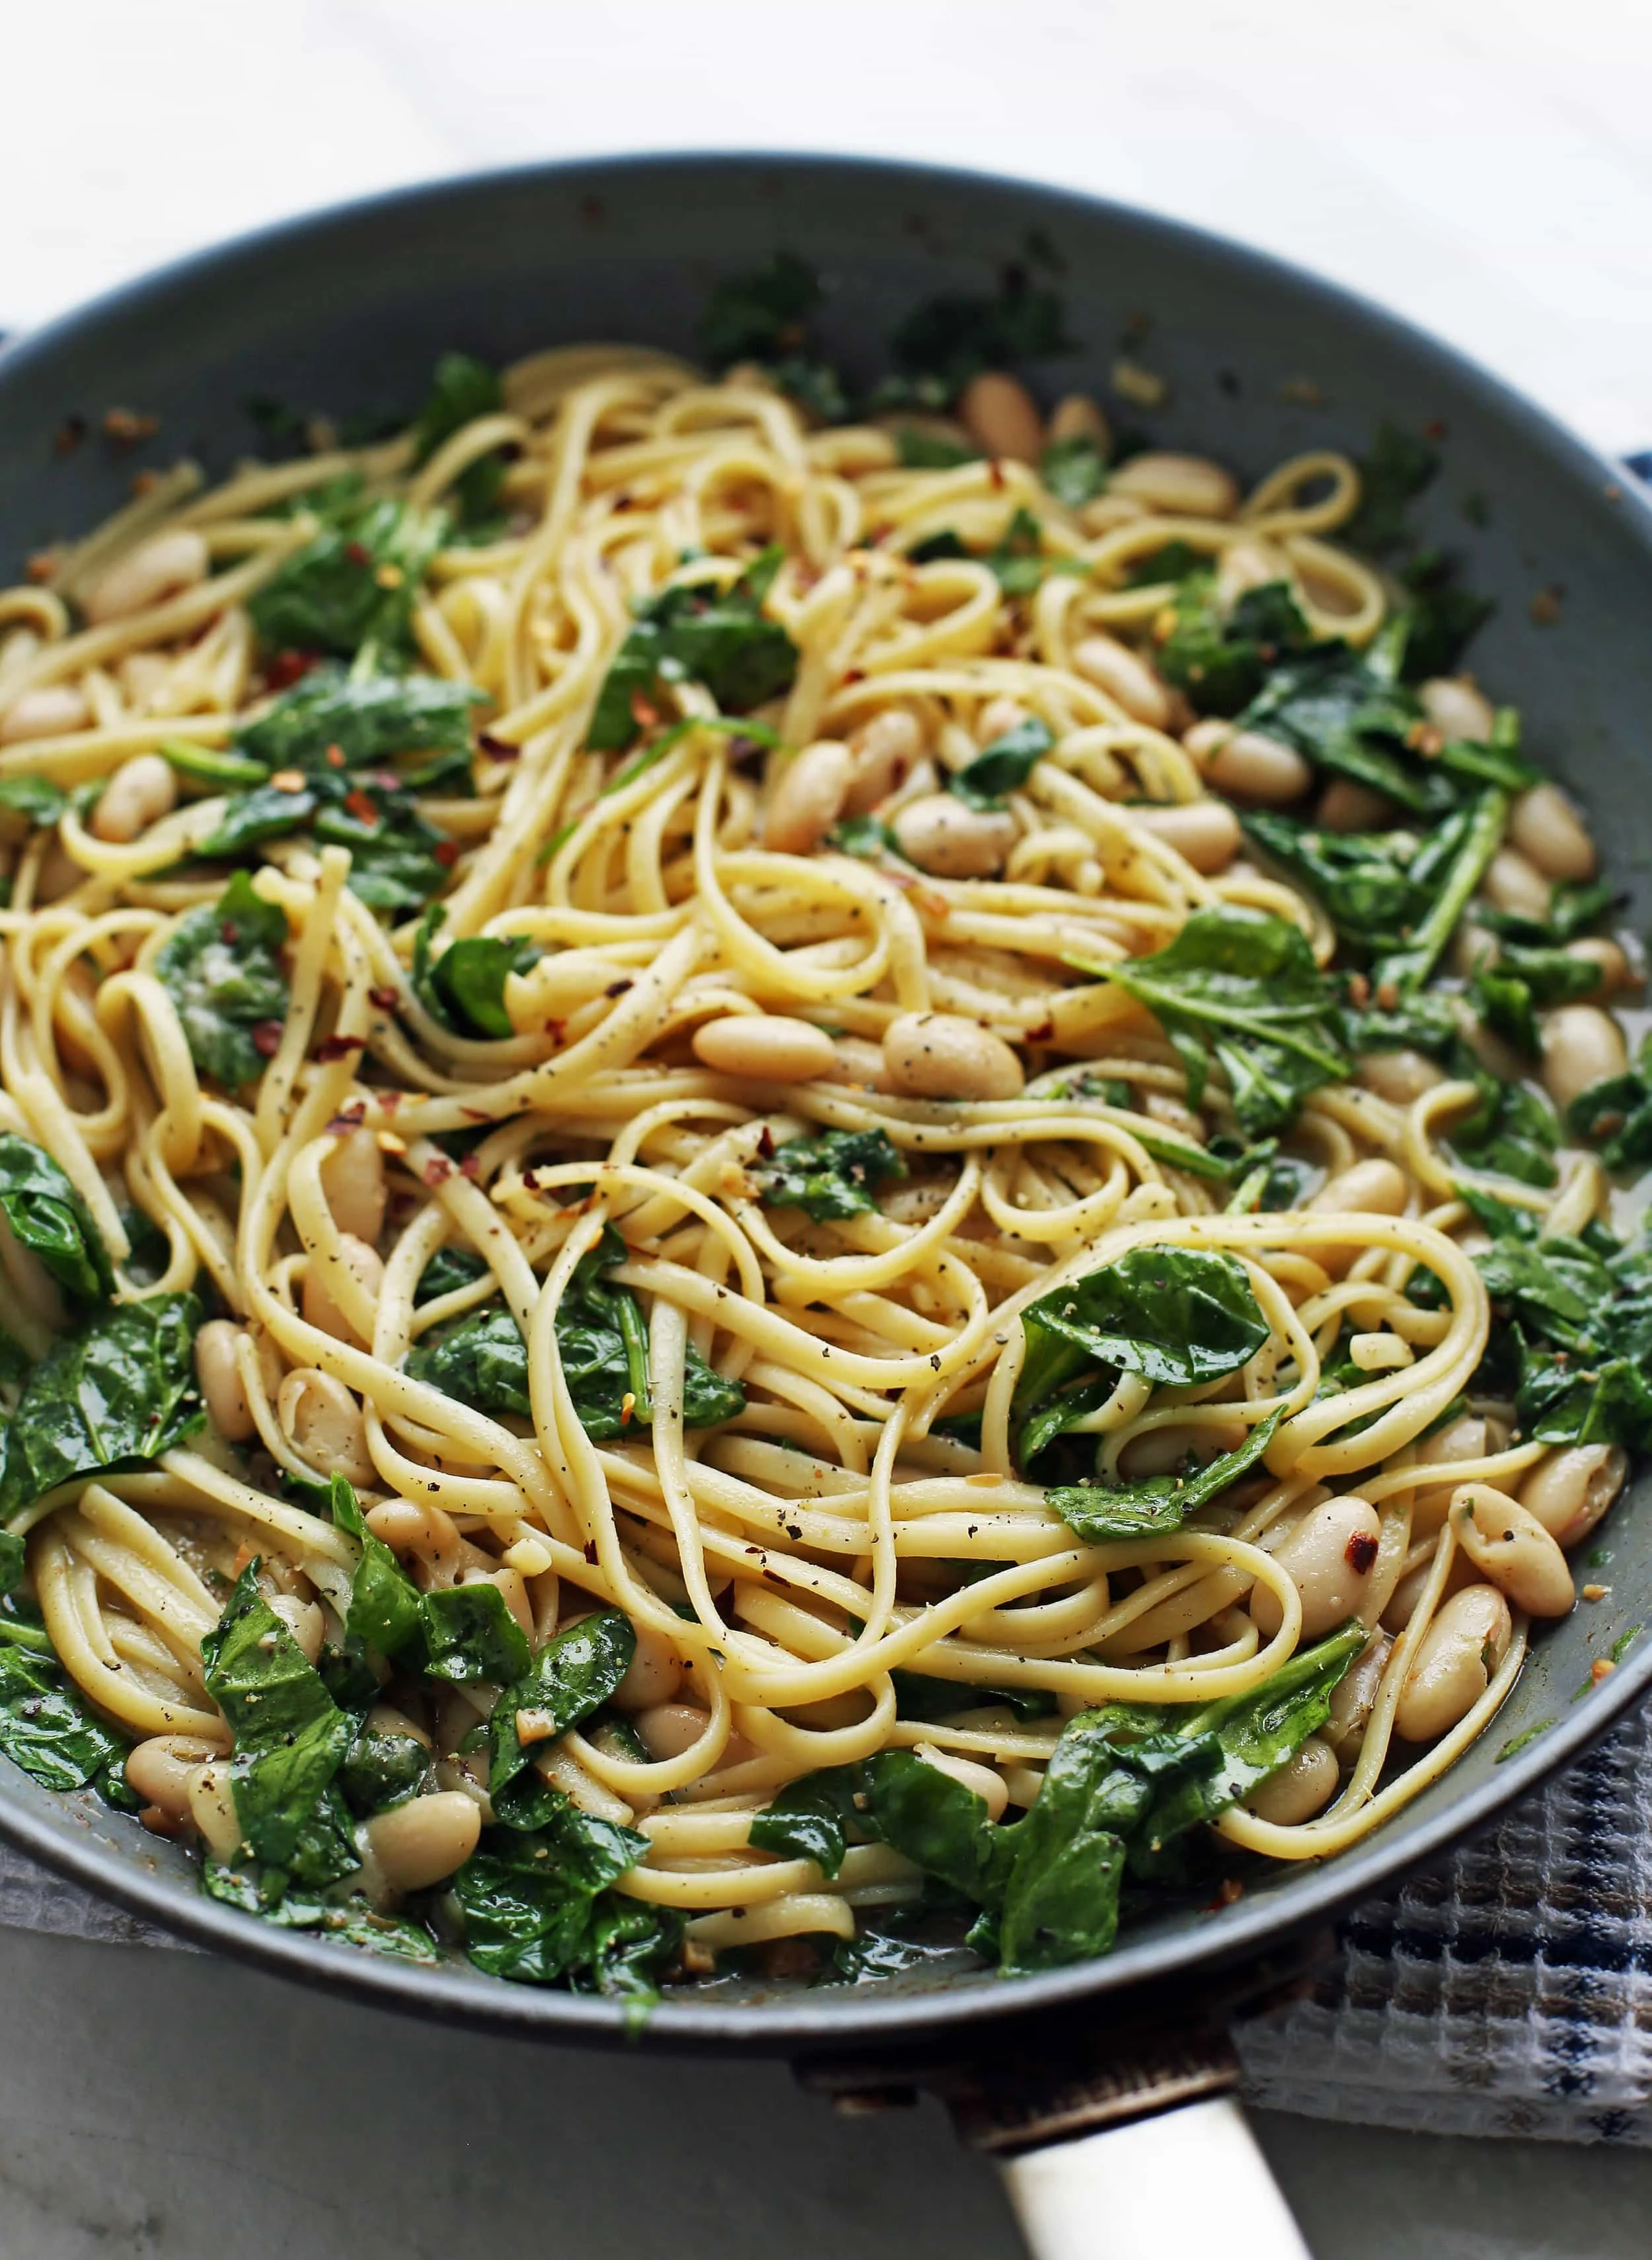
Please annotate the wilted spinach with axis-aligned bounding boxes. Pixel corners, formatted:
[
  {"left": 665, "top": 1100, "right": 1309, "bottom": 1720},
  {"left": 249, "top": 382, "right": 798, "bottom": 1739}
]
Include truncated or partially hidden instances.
[
  {"left": 410, "top": 352, "right": 507, "bottom": 525},
  {"left": 876, "top": 272, "right": 1075, "bottom": 410},
  {"left": 698, "top": 253, "right": 848, "bottom": 424},
  {"left": 0, "top": 1292, "right": 202, "bottom": 1517},
  {"left": 250, "top": 488, "right": 448, "bottom": 659},
  {"left": 950, "top": 714, "right": 1055, "bottom": 809},
  {"left": 589, "top": 547, "right": 797, "bottom": 753},
  {"left": 1044, "top": 1409, "right": 1280, "bottom": 1542},
  {"left": 1157, "top": 578, "right": 1310, "bottom": 718},
  {"left": 0, "top": 1610, "right": 131, "bottom": 1797},
  {"left": 747, "top": 1127, "right": 907, "bottom": 1221},
  {"left": 487, "top": 1608, "right": 635, "bottom": 1827},
  {"left": 153, "top": 872, "right": 289, "bottom": 1088},
  {"left": 0, "top": 1134, "right": 113, "bottom": 1307},
  {"left": 455, "top": 1799, "right": 675, "bottom": 1996},
  {"left": 412, "top": 904, "right": 540, "bottom": 1039}
]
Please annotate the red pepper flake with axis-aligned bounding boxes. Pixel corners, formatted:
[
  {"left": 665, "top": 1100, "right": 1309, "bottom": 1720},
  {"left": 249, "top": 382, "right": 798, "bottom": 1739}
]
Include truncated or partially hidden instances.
[
  {"left": 583, "top": 1540, "right": 599, "bottom": 1565},
  {"left": 266, "top": 650, "right": 317, "bottom": 690},
  {"left": 53, "top": 416, "right": 87, "bottom": 456},
  {"left": 988, "top": 459, "right": 1006, "bottom": 490},
  {"left": 433, "top": 839, "right": 460, "bottom": 866},
  {"left": 1027, "top": 1018, "right": 1055, "bottom": 1044},
  {"left": 250, "top": 1020, "right": 284, "bottom": 1058},
  {"left": 344, "top": 786, "right": 379, "bottom": 825},
  {"left": 369, "top": 985, "right": 400, "bottom": 1012},
  {"left": 315, "top": 1033, "right": 366, "bottom": 1063},
  {"left": 460, "top": 1107, "right": 494, "bottom": 1121},
  {"left": 103, "top": 405, "right": 159, "bottom": 445},
  {"left": 324, "top": 743, "right": 346, "bottom": 769},
  {"left": 379, "top": 1090, "right": 402, "bottom": 1113},
  {"left": 542, "top": 1018, "right": 566, "bottom": 1043},
  {"left": 344, "top": 541, "right": 372, "bottom": 568},
  {"left": 26, "top": 550, "right": 59, "bottom": 583},
  {"left": 422, "top": 1155, "right": 453, "bottom": 1187},
  {"left": 842, "top": 667, "right": 866, "bottom": 685},
  {"left": 629, "top": 690, "right": 661, "bottom": 730},
  {"left": 1207, "top": 1877, "right": 1246, "bottom": 1910},
  {"left": 1423, "top": 418, "right": 1448, "bottom": 441},
  {"left": 1345, "top": 1532, "right": 1379, "bottom": 1573},
  {"left": 458, "top": 1151, "right": 482, "bottom": 1180},
  {"left": 478, "top": 733, "right": 519, "bottom": 762},
  {"left": 1347, "top": 971, "right": 1370, "bottom": 1007},
  {"left": 757, "top": 1125, "right": 776, "bottom": 1158}
]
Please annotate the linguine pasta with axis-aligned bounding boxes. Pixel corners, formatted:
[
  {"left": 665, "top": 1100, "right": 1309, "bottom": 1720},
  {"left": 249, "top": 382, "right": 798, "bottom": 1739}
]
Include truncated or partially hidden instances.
[{"left": 0, "top": 291, "right": 1643, "bottom": 1994}]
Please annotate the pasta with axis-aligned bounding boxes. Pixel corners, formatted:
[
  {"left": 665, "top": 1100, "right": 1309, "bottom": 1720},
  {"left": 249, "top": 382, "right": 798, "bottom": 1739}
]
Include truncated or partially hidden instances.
[{"left": 0, "top": 266, "right": 1645, "bottom": 1998}]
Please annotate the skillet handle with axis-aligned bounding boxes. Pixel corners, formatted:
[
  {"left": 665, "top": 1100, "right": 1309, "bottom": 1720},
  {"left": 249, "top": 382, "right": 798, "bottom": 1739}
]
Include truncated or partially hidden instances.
[{"left": 998, "top": 2094, "right": 1312, "bottom": 2260}]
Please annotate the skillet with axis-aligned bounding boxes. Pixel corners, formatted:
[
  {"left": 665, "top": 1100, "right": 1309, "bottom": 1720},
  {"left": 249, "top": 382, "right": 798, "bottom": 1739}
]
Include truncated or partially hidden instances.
[{"left": 2, "top": 151, "right": 1649, "bottom": 2256}]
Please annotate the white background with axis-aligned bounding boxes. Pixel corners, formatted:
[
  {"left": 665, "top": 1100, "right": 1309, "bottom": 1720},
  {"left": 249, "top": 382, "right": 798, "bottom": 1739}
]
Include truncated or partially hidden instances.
[{"left": 5, "top": 0, "right": 1652, "bottom": 451}]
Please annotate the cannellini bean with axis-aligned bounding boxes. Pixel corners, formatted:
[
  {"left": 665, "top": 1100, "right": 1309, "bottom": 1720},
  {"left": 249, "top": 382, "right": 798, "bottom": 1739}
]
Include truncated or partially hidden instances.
[
  {"left": 1356, "top": 1047, "right": 1445, "bottom": 1104},
  {"left": 612, "top": 1621, "right": 684, "bottom": 1713},
  {"left": 915, "top": 1743, "right": 1009, "bottom": 1823},
  {"left": 1121, "top": 1417, "right": 1246, "bottom": 1480},
  {"left": 1197, "top": 726, "right": 1312, "bottom": 806},
  {"left": 1509, "top": 782, "right": 1596, "bottom": 882},
  {"left": 1482, "top": 847, "right": 1550, "bottom": 923},
  {"left": 1323, "top": 1632, "right": 1392, "bottom": 1759},
  {"left": 367, "top": 1702, "right": 432, "bottom": 1750},
  {"left": 891, "top": 792, "right": 1016, "bottom": 878},
  {"left": 1132, "top": 799, "right": 1241, "bottom": 874},
  {"left": 1251, "top": 1495, "right": 1383, "bottom": 1640},
  {"left": 1565, "top": 936, "right": 1635, "bottom": 998},
  {"left": 1316, "top": 778, "right": 1397, "bottom": 833},
  {"left": 975, "top": 696, "right": 1033, "bottom": 747},
  {"left": 957, "top": 371, "right": 1043, "bottom": 463},
  {"left": 1411, "top": 1414, "right": 1493, "bottom": 1534},
  {"left": 1245, "top": 1736, "right": 1339, "bottom": 1826},
  {"left": 321, "top": 1125, "right": 387, "bottom": 1244},
  {"left": 1106, "top": 452, "right": 1239, "bottom": 518},
  {"left": 1047, "top": 393, "right": 1111, "bottom": 453},
  {"left": 0, "top": 684, "right": 89, "bottom": 743},
  {"left": 882, "top": 1011, "right": 1024, "bottom": 1101},
  {"left": 633, "top": 1702, "right": 718, "bottom": 1762},
  {"left": 1394, "top": 1585, "right": 1512, "bottom": 1743},
  {"left": 195, "top": 1320, "right": 256, "bottom": 1443},
  {"left": 125, "top": 1733, "right": 227, "bottom": 1821},
  {"left": 83, "top": 528, "right": 209, "bottom": 624},
  {"left": 1450, "top": 1484, "right": 1574, "bottom": 1618},
  {"left": 189, "top": 1762, "right": 246, "bottom": 1862},
  {"left": 822, "top": 1036, "right": 894, "bottom": 1091},
  {"left": 365, "top": 1790, "right": 481, "bottom": 1891},
  {"left": 280, "top": 1367, "right": 372, "bottom": 1482},
  {"left": 1308, "top": 1158, "right": 1409, "bottom": 1271},
  {"left": 1419, "top": 676, "right": 1495, "bottom": 743},
  {"left": 268, "top": 1592, "right": 326, "bottom": 1664},
  {"left": 1540, "top": 1003, "right": 1626, "bottom": 1115},
  {"left": 693, "top": 1014, "right": 837, "bottom": 1082},
  {"left": 844, "top": 708, "right": 925, "bottom": 813},
  {"left": 1071, "top": 634, "right": 1171, "bottom": 729},
  {"left": 765, "top": 739, "right": 851, "bottom": 855},
  {"left": 465, "top": 1564, "right": 534, "bottom": 1645},
  {"left": 1519, "top": 1443, "right": 1628, "bottom": 1549},
  {"left": 89, "top": 753, "right": 177, "bottom": 843},
  {"left": 301, "top": 1232, "right": 386, "bottom": 1342}
]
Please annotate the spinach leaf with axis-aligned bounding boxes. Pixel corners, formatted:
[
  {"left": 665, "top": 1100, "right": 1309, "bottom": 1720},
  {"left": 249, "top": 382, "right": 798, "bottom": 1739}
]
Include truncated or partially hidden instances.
[
  {"left": 311, "top": 788, "right": 453, "bottom": 911},
  {"left": 328, "top": 1476, "right": 422, "bottom": 1660},
  {"left": 1567, "top": 1032, "right": 1652, "bottom": 1172},
  {"left": 950, "top": 715, "right": 1055, "bottom": 810},
  {"left": 0, "top": 1628, "right": 130, "bottom": 1794},
  {"left": 897, "top": 428, "right": 981, "bottom": 470},
  {"left": 200, "top": 1562, "right": 356, "bottom": 1882},
  {"left": 0, "top": 1133, "right": 113, "bottom": 1306},
  {"left": 891, "top": 1673, "right": 1057, "bottom": 1725},
  {"left": 201, "top": 1863, "right": 439, "bottom": 1959},
  {"left": 249, "top": 492, "right": 448, "bottom": 659},
  {"left": 237, "top": 661, "right": 483, "bottom": 776},
  {"left": 454, "top": 1799, "right": 673, "bottom": 1995},
  {"left": 407, "top": 1303, "right": 532, "bottom": 1414},
  {"left": 410, "top": 352, "right": 506, "bottom": 524},
  {"left": 589, "top": 548, "right": 797, "bottom": 753},
  {"left": 1157, "top": 578, "right": 1311, "bottom": 718},
  {"left": 1235, "top": 630, "right": 1449, "bottom": 818},
  {"left": 1448, "top": 1076, "right": 1560, "bottom": 1189},
  {"left": 420, "top": 1581, "right": 533, "bottom": 1688},
  {"left": 1041, "top": 433, "right": 1108, "bottom": 509},
  {"left": 1044, "top": 1409, "right": 1280, "bottom": 1541},
  {"left": 751, "top": 1749, "right": 1014, "bottom": 1909},
  {"left": 1396, "top": 550, "right": 1494, "bottom": 681},
  {"left": 1346, "top": 424, "right": 1439, "bottom": 557},
  {"left": 414, "top": 1245, "right": 490, "bottom": 1304},
  {"left": 878, "top": 275, "right": 1075, "bottom": 410},
  {"left": 698, "top": 254, "right": 848, "bottom": 423},
  {"left": 411, "top": 904, "right": 539, "bottom": 1039},
  {"left": 153, "top": 872, "right": 289, "bottom": 1088},
  {"left": 0, "top": 776, "right": 68, "bottom": 827},
  {"left": 1076, "top": 904, "right": 1348, "bottom": 1137},
  {"left": 747, "top": 1127, "right": 906, "bottom": 1221},
  {"left": 1476, "top": 878, "right": 1615, "bottom": 948},
  {"left": 1020, "top": 1245, "right": 1269, "bottom": 1392},
  {"left": 339, "top": 1714, "right": 431, "bottom": 1815},
  {"left": 488, "top": 1608, "right": 635, "bottom": 1823},
  {"left": 0, "top": 1292, "right": 202, "bottom": 1517}
]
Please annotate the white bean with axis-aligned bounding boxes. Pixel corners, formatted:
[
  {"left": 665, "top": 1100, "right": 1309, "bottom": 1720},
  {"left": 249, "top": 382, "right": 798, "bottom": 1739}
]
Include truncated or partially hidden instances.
[
  {"left": 83, "top": 528, "right": 209, "bottom": 624},
  {"left": 891, "top": 792, "right": 1016, "bottom": 878},
  {"left": 1246, "top": 1736, "right": 1339, "bottom": 1826},
  {"left": 89, "top": 753, "right": 177, "bottom": 843},
  {"left": 1419, "top": 677, "right": 1495, "bottom": 743},
  {"left": 1308, "top": 1157, "right": 1409, "bottom": 1271},
  {"left": 882, "top": 1012, "right": 1024, "bottom": 1102},
  {"left": 301, "top": 1232, "right": 385, "bottom": 1343},
  {"left": 125, "top": 1733, "right": 227, "bottom": 1821},
  {"left": 1323, "top": 1632, "right": 1392, "bottom": 1759},
  {"left": 279, "top": 1367, "right": 373, "bottom": 1483},
  {"left": 957, "top": 371, "right": 1043, "bottom": 463},
  {"left": 1509, "top": 782, "right": 1596, "bottom": 882},
  {"left": 1565, "top": 937, "right": 1635, "bottom": 998},
  {"left": 975, "top": 696, "right": 1033, "bottom": 747},
  {"left": 1540, "top": 1003, "right": 1626, "bottom": 1115},
  {"left": 364, "top": 1790, "right": 481, "bottom": 1891},
  {"left": 1106, "top": 453, "right": 1239, "bottom": 519},
  {"left": 1394, "top": 1585, "right": 1512, "bottom": 1743},
  {"left": 0, "top": 684, "right": 89, "bottom": 743},
  {"left": 612, "top": 1621, "right": 685, "bottom": 1713},
  {"left": 321, "top": 1125, "right": 386, "bottom": 1244},
  {"left": 188, "top": 1762, "right": 245, "bottom": 1862},
  {"left": 1519, "top": 1444, "right": 1628, "bottom": 1549},
  {"left": 915, "top": 1743, "right": 1010, "bottom": 1823},
  {"left": 1071, "top": 634, "right": 1171, "bottom": 729},
  {"left": 1251, "top": 1495, "right": 1382, "bottom": 1640},
  {"left": 693, "top": 1014, "right": 837, "bottom": 1082},
  {"left": 1411, "top": 1414, "right": 1492, "bottom": 1535},
  {"left": 822, "top": 1036, "right": 895, "bottom": 1092},
  {"left": 1482, "top": 847, "right": 1550, "bottom": 923},
  {"left": 1356, "top": 1048, "right": 1444, "bottom": 1105},
  {"left": 1133, "top": 799, "right": 1241, "bottom": 873},
  {"left": 1450, "top": 1484, "right": 1573, "bottom": 1618},
  {"left": 1316, "top": 778, "right": 1398, "bottom": 833},
  {"left": 844, "top": 709, "right": 925, "bottom": 813},
  {"left": 1204, "top": 728, "right": 1312, "bottom": 806},
  {"left": 765, "top": 739, "right": 851, "bottom": 855},
  {"left": 1047, "top": 393, "right": 1111, "bottom": 453},
  {"left": 194, "top": 1320, "right": 256, "bottom": 1443}
]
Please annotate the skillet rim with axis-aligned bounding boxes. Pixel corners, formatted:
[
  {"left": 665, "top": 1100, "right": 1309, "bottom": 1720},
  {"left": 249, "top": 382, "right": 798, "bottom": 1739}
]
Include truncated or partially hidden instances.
[{"left": 3, "top": 145, "right": 1650, "bottom": 2053}]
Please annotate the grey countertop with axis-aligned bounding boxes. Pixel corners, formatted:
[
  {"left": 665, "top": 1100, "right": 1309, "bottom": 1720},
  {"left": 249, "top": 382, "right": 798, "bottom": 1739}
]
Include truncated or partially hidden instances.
[{"left": 2, "top": 1925, "right": 1648, "bottom": 2260}]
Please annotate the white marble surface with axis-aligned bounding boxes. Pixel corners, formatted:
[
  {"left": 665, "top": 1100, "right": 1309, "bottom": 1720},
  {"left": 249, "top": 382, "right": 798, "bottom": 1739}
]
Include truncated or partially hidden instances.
[{"left": 5, "top": 7, "right": 1651, "bottom": 2253}]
